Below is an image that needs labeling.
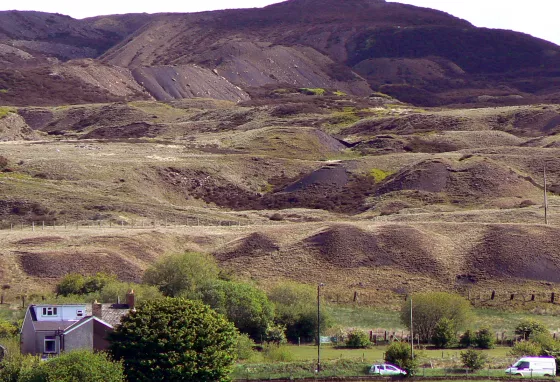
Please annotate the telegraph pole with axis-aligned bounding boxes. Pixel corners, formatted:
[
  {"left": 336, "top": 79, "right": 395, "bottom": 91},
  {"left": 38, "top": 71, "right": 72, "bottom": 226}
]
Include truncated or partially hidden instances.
[
  {"left": 317, "top": 283, "right": 324, "bottom": 373},
  {"left": 410, "top": 298, "right": 414, "bottom": 359}
]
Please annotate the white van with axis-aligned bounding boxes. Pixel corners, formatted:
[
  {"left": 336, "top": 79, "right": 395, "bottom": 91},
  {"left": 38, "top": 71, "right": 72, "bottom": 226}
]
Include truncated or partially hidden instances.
[{"left": 505, "top": 357, "right": 556, "bottom": 377}]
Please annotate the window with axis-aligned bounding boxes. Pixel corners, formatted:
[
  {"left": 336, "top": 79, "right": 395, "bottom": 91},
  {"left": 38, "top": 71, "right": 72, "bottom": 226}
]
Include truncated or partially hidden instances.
[
  {"left": 44, "top": 338, "right": 56, "bottom": 353},
  {"left": 76, "top": 309, "right": 84, "bottom": 317},
  {"left": 387, "top": 366, "right": 397, "bottom": 371},
  {"left": 41, "top": 307, "right": 58, "bottom": 316}
]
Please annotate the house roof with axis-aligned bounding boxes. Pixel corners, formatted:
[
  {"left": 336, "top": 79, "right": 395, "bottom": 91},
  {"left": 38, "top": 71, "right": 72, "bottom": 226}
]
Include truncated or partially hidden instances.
[
  {"left": 33, "top": 321, "right": 76, "bottom": 331},
  {"left": 64, "top": 316, "right": 113, "bottom": 334},
  {"left": 85, "top": 303, "right": 130, "bottom": 327}
]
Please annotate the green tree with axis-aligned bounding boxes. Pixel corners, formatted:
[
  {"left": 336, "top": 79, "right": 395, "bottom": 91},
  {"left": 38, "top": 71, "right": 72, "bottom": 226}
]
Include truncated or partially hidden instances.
[
  {"left": 18, "top": 350, "right": 124, "bottom": 382},
  {"left": 474, "top": 327, "right": 495, "bottom": 349},
  {"left": 56, "top": 273, "right": 116, "bottom": 296},
  {"left": 400, "top": 292, "right": 472, "bottom": 342},
  {"left": 109, "top": 298, "right": 238, "bottom": 382},
  {"left": 385, "top": 341, "right": 418, "bottom": 375},
  {"left": 345, "top": 330, "right": 371, "bottom": 348},
  {"left": 432, "top": 318, "right": 457, "bottom": 348},
  {"left": 143, "top": 252, "right": 219, "bottom": 297},
  {"left": 267, "top": 282, "right": 331, "bottom": 343},
  {"left": 515, "top": 319, "right": 549, "bottom": 340},
  {"left": 460, "top": 349, "right": 487, "bottom": 371},
  {"left": 198, "top": 280, "right": 274, "bottom": 341}
]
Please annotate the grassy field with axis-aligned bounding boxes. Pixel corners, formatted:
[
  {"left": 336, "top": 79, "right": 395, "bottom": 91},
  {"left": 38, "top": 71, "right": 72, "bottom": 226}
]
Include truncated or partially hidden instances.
[{"left": 326, "top": 305, "right": 560, "bottom": 334}]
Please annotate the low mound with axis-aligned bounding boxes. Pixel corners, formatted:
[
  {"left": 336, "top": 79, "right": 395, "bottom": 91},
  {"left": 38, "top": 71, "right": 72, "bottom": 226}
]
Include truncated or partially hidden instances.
[
  {"left": 13, "top": 236, "right": 65, "bottom": 246},
  {"left": 215, "top": 233, "right": 279, "bottom": 261},
  {"left": 283, "top": 164, "right": 349, "bottom": 192},
  {"left": 0, "top": 112, "right": 38, "bottom": 141},
  {"left": 303, "top": 224, "right": 444, "bottom": 275},
  {"left": 17, "top": 250, "right": 142, "bottom": 281},
  {"left": 82, "top": 122, "right": 165, "bottom": 139},
  {"left": 226, "top": 127, "right": 347, "bottom": 160},
  {"left": 378, "top": 158, "right": 541, "bottom": 204},
  {"left": 469, "top": 225, "right": 560, "bottom": 282}
]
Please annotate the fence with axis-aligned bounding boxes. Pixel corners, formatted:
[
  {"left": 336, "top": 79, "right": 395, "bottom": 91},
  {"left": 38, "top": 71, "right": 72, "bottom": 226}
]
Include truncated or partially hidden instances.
[{"left": 0, "top": 217, "right": 287, "bottom": 231}]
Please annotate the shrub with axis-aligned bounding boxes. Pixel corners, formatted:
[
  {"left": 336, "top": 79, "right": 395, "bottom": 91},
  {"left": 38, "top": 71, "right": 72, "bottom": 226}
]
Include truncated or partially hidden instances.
[
  {"left": 515, "top": 319, "right": 549, "bottom": 340},
  {"left": 143, "top": 252, "right": 219, "bottom": 297},
  {"left": 460, "top": 329, "right": 474, "bottom": 348},
  {"left": 0, "top": 156, "right": 8, "bottom": 169},
  {"left": 432, "top": 318, "right": 457, "bottom": 348},
  {"left": 197, "top": 280, "right": 275, "bottom": 341},
  {"left": 460, "top": 349, "right": 488, "bottom": 371},
  {"left": 236, "top": 333, "right": 257, "bottom": 361},
  {"left": 509, "top": 340, "right": 541, "bottom": 357},
  {"left": 56, "top": 273, "right": 116, "bottom": 296},
  {"left": 345, "top": 330, "right": 371, "bottom": 348},
  {"left": 385, "top": 341, "right": 418, "bottom": 375},
  {"left": 109, "top": 298, "right": 238, "bottom": 382},
  {"left": 18, "top": 350, "right": 124, "bottom": 382},
  {"left": 401, "top": 292, "right": 472, "bottom": 342},
  {"left": 265, "top": 324, "right": 287, "bottom": 345},
  {"left": 0, "top": 320, "right": 18, "bottom": 338},
  {"left": 474, "top": 327, "right": 495, "bottom": 349}
]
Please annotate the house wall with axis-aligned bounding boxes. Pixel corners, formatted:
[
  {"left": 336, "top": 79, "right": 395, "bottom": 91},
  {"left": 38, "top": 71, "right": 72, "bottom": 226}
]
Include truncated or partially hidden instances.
[
  {"left": 34, "top": 332, "right": 60, "bottom": 355},
  {"left": 20, "top": 309, "right": 36, "bottom": 355},
  {"left": 93, "top": 320, "right": 112, "bottom": 351},
  {"left": 33, "top": 305, "right": 86, "bottom": 322},
  {"left": 64, "top": 320, "right": 93, "bottom": 352}
]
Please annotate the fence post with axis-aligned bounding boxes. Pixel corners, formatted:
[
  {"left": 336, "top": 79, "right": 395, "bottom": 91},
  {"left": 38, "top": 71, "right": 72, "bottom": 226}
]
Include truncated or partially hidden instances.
[
  {"left": 32, "top": 221, "right": 35, "bottom": 231},
  {"left": 42, "top": 221, "right": 45, "bottom": 230}
]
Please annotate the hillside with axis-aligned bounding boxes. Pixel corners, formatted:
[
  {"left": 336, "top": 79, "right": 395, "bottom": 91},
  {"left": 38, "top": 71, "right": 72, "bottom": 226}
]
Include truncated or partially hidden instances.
[
  {"left": 0, "top": 0, "right": 560, "bottom": 106},
  {"left": 1, "top": 1, "right": 560, "bottom": 305}
]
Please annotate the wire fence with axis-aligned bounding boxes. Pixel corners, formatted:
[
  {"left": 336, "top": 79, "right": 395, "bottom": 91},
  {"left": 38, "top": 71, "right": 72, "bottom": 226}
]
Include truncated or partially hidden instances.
[{"left": 0, "top": 217, "right": 288, "bottom": 231}]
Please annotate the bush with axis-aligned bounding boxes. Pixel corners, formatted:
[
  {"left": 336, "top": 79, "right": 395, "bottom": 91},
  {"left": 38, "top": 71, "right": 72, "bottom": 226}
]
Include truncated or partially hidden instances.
[
  {"left": 460, "top": 330, "right": 474, "bottom": 348},
  {"left": 509, "top": 340, "right": 541, "bottom": 357},
  {"left": 432, "top": 318, "right": 457, "bottom": 348},
  {"left": 515, "top": 319, "right": 549, "bottom": 340},
  {"left": 109, "top": 298, "right": 238, "bottom": 382},
  {"left": 460, "top": 349, "right": 488, "bottom": 371},
  {"left": 401, "top": 292, "right": 472, "bottom": 342},
  {"left": 198, "top": 280, "right": 275, "bottom": 341},
  {"left": 345, "top": 330, "right": 371, "bottom": 348},
  {"left": 56, "top": 273, "right": 116, "bottom": 296},
  {"left": 265, "top": 324, "right": 287, "bottom": 345},
  {"left": 0, "top": 156, "right": 8, "bottom": 169},
  {"left": 18, "top": 350, "right": 124, "bottom": 382},
  {"left": 0, "top": 320, "right": 18, "bottom": 338},
  {"left": 143, "top": 252, "right": 219, "bottom": 297},
  {"left": 474, "top": 327, "right": 495, "bottom": 349},
  {"left": 0, "top": 354, "right": 41, "bottom": 382},
  {"left": 385, "top": 341, "right": 418, "bottom": 375},
  {"left": 236, "top": 333, "right": 257, "bottom": 361}
]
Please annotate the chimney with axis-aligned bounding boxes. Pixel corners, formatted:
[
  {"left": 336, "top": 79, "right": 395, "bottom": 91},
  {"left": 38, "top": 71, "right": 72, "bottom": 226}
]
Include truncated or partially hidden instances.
[
  {"left": 92, "top": 300, "right": 102, "bottom": 319},
  {"left": 126, "top": 289, "right": 135, "bottom": 310}
]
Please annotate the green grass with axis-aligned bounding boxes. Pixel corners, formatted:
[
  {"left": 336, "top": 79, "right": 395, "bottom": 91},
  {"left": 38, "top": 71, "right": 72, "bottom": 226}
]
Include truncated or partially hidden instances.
[
  {"left": 370, "top": 168, "right": 393, "bottom": 183},
  {"left": 0, "top": 89, "right": 8, "bottom": 94},
  {"left": 0, "top": 106, "right": 16, "bottom": 119},
  {"left": 326, "top": 304, "right": 560, "bottom": 334},
  {"left": 299, "top": 88, "right": 326, "bottom": 96}
]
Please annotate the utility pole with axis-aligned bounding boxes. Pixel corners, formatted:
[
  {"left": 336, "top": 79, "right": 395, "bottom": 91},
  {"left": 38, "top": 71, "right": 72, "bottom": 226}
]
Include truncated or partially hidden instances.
[
  {"left": 544, "top": 165, "right": 549, "bottom": 225},
  {"left": 317, "top": 283, "right": 324, "bottom": 373},
  {"left": 410, "top": 298, "right": 414, "bottom": 359}
]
